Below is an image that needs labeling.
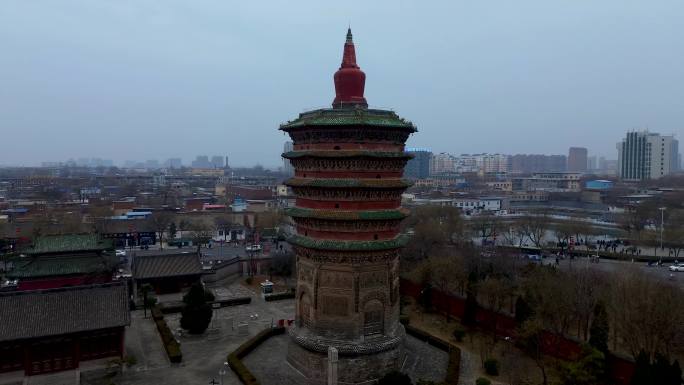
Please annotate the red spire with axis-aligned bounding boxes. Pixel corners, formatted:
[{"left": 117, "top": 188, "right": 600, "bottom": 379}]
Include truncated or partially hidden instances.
[{"left": 332, "top": 28, "right": 367, "bottom": 109}]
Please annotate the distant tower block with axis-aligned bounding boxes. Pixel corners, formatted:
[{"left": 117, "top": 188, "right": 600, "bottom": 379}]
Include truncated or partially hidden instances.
[{"left": 281, "top": 29, "right": 416, "bottom": 384}]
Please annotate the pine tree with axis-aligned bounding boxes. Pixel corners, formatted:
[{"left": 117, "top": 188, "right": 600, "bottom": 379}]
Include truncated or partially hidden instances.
[
  {"left": 589, "top": 301, "right": 609, "bottom": 354},
  {"left": 378, "top": 371, "right": 412, "bottom": 385},
  {"left": 669, "top": 360, "right": 682, "bottom": 385},
  {"left": 630, "top": 350, "right": 652, "bottom": 385},
  {"left": 180, "top": 282, "right": 213, "bottom": 334},
  {"left": 514, "top": 296, "right": 533, "bottom": 326}
]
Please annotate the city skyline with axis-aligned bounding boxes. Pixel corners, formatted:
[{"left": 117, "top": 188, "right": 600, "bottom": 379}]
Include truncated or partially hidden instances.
[{"left": 2, "top": 1, "right": 683, "bottom": 166}]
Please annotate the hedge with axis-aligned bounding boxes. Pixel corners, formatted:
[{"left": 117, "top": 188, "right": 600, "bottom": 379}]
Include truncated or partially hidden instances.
[
  {"left": 445, "top": 347, "right": 461, "bottom": 385},
  {"left": 151, "top": 306, "right": 164, "bottom": 321},
  {"left": 159, "top": 297, "right": 252, "bottom": 314},
  {"left": 404, "top": 324, "right": 461, "bottom": 385},
  {"left": 227, "top": 326, "right": 286, "bottom": 385},
  {"left": 264, "top": 291, "right": 295, "bottom": 302},
  {"left": 152, "top": 306, "right": 182, "bottom": 363}
]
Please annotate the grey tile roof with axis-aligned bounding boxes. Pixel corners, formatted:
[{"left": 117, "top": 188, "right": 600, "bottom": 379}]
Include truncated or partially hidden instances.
[
  {"left": 132, "top": 253, "right": 203, "bottom": 280},
  {"left": 0, "top": 283, "right": 130, "bottom": 342}
]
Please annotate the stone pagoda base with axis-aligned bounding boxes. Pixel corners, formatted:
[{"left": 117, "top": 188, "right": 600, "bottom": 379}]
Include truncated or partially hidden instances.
[{"left": 286, "top": 326, "right": 406, "bottom": 385}]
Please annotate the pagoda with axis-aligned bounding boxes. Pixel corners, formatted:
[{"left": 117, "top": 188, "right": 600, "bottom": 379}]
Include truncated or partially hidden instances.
[{"left": 281, "top": 29, "right": 416, "bottom": 384}]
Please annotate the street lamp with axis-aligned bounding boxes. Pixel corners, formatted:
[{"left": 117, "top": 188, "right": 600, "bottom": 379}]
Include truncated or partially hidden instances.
[
  {"left": 659, "top": 207, "right": 666, "bottom": 253},
  {"left": 218, "top": 361, "right": 229, "bottom": 385}
]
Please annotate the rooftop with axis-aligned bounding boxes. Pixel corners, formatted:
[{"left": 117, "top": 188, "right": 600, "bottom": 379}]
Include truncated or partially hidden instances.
[
  {"left": 280, "top": 107, "right": 416, "bottom": 131},
  {"left": 133, "top": 252, "right": 204, "bottom": 280},
  {"left": 0, "top": 283, "right": 130, "bottom": 342},
  {"left": 286, "top": 207, "right": 409, "bottom": 221},
  {"left": 287, "top": 234, "right": 408, "bottom": 251},
  {"left": 285, "top": 178, "right": 412, "bottom": 189},
  {"left": 8, "top": 254, "right": 118, "bottom": 279},
  {"left": 282, "top": 150, "right": 412, "bottom": 160},
  {"left": 27, "top": 234, "right": 113, "bottom": 255}
]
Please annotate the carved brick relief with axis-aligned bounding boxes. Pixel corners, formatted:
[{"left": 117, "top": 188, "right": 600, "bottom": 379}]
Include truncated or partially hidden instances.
[
  {"left": 360, "top": 271, "right": 388, "bottom": 288},
  {"left": 321, "top": 296, "right": 349, "bottom": 317},
  {"left": 319, "top": 271, "right": 353, "bottom": 288}
]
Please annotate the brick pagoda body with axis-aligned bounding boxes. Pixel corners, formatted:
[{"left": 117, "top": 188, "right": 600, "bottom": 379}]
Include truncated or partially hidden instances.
[{"left": 281, "top": 29, "right": 416, "bottom": 384}]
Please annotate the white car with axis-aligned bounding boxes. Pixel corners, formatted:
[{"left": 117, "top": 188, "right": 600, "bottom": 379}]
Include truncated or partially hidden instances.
[
  {"left": 115, "top": 250, "right": 126, "bottom": 257},
  {"left": 245, "top": 244, "right": 263, "bottom": 252},
  {"left": 669, "top": 263, "right": 684, "bottom": 272}
]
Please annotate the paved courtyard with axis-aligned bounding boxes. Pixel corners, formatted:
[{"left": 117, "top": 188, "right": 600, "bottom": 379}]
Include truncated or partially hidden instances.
[
  {"left": 243, "top": 334, "right": 449, "bottom": 385},
  {"left": 81, "top": 282, "right": 295, "bottom": 385}
]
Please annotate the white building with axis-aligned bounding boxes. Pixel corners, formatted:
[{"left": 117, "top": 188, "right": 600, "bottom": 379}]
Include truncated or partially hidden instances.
[
  {"left": 430, "top": 153, "right": 457, "bottom": 175},
  {"left": 617, "top": 131, "right": 679, "bottom": 180},
  {"left": 453, "top": 154, "right": 509, "bottom": 174}
]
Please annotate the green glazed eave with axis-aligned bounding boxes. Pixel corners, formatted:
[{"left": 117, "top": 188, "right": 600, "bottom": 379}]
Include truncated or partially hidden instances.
[
  {"left": 287, "top": 234, "right": 409, "bottom": 251},
  {"left": 286, "top": 207, "right": 409, "bottom": 221},
  {"left": 279, "top": 108, "right": 417, "bottom": 132}
]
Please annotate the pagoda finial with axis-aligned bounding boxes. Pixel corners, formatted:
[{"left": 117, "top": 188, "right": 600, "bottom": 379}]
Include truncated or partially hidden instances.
[{"left": 333, "top": 28, "right": 367, "bottom": 108}]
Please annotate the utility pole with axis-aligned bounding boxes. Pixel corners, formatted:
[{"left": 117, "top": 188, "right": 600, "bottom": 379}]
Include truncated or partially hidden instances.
[{"left": 659, "top": 207, "right": 666, "bottom": 252}]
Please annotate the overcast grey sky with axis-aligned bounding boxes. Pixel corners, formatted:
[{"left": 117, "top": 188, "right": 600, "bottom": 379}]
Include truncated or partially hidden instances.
[{"left": 1, "top": 1, "right": 683, "bottom": 167}]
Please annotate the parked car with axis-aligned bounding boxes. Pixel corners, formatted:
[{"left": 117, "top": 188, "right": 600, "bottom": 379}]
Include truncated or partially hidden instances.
[
  {"left": 669, "top": 263, "right": 684, "bottom": 272},
  {"left": 245, "top": 244, "right": 263, "bottom": 252},
  {"left": 115, "top": 249, "right": 126, "bottom": 257}
]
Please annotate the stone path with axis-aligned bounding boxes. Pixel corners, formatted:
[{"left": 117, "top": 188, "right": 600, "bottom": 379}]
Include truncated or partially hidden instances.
[
  {"left": 125, "top": 312, "right": 169, "bottom": 372},
  {"left": 457, "top": 348, "right": 479, "bottom": 385},
  {"left": 25, "top": 370, "right": 79, "bottom": 385},
  {"left": 80, "top": 282, "right": 296, "bottom": 385}
]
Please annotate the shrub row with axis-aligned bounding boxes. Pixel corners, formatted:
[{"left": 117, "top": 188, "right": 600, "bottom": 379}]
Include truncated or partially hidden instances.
[
  {"left": 158, "top": 297, "right": 252, "bottom": 314},
  {"left": 264, "top": 291, "right": 295, "bottom": 302},
  {"left": 152, "top": 306, "right": 182, "bottom": 363},
  {"left": 227, "top": 326, "right": 286, "bottom": 385},
  {"left": 445, "top": 346, "right": 461, "bottom": 385},
  {"left": 404, "top": 324, "right": 461, "bottom": 385}
]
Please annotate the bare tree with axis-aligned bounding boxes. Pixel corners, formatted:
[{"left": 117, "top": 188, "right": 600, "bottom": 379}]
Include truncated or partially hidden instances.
[
  {"left": 519, "top": 214, "right": 549, "bottom": 252},
  {"left": 151, "top": 212, "right": 173, "bottom": 250},
  {"left": 607, "top": 269, "right": 684, "bottom": 360},
  {"left": 190, "top": 221, "right": 213, "bottom": 254},
  {"left": 469, "top": 211, "right": 500, "bottom": 246}
]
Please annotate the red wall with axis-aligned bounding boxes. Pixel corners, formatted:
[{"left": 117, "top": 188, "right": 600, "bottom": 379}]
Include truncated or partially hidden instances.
[
  {"left": 18, "top": 274, "right": 111, "bottom": 291},
  {"left": 400, "top": 278, "right": 634, "bottom": 384}
]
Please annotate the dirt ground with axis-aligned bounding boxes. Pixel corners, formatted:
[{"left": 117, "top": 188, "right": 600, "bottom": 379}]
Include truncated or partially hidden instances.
[
  {"left": 239, "top": 274, "right": 294, "bottom": 293},
  {"left": 405, "top": 300, "right": 557, "bottom": 385}
]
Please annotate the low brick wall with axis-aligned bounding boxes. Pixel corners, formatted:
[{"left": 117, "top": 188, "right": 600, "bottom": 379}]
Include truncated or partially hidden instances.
[{"left": 400, "top": 278, "right": 635, "bottom": 384}]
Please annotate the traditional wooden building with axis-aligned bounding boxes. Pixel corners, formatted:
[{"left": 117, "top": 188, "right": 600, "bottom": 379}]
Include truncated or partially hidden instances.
[
  {"left": 8, "top": 234, "right": 117, "bottom": 291},
  {"left": 0, "top": 283, "right": 130, "bottom": 376},
  {"left": 132, "top": 252, "right": 203, "bottom": 295},
  {"left": 282, "top": 29, "right": 415, "bottom": 384}
]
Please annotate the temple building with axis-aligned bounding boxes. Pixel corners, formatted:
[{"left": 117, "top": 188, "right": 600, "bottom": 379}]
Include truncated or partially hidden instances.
[{"left": 281, "top": 29, "right": 416, "bottom": 384}]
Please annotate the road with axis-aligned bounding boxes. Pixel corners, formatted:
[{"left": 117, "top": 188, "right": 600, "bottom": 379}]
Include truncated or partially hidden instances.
[{"left": 542, "top": 255, "right": 684, "bottom": 290}]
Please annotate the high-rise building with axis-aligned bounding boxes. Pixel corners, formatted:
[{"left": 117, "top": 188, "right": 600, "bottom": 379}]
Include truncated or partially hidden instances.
[
  {"left": 430, "top": 152, "right": 456, "bottom": 175},
  {"left": 210, "top": 156, "right": 224, "bottom": 169},
  {"left": 510, "top": 154, "right": 567, "bottom": 174},
  {"left": 404, "top": 148, "right": 432, "bottom": 179},
  {"left": 617, "top": 131, "right": 679, "bottom": 180},
  {"left": 476, "top": 153, "right": 510, "bottom": 174},
  {"left": 281, "top": 29, "right": 413, "bottom": 384},
  {"left": 166, "top": 158, "right": 182, "bottom": 169},
  {"left": 567, "top": 147, "right": 588, "bottom": 172},
  {"left": 587, "top": 155, "right": 598, "bottom": 171},
  {"left": 282, "top": 141, "right": 294, "bottom": 176},
  {"left": 191, "top": 155, "right": 211, "bottom": 168}
]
